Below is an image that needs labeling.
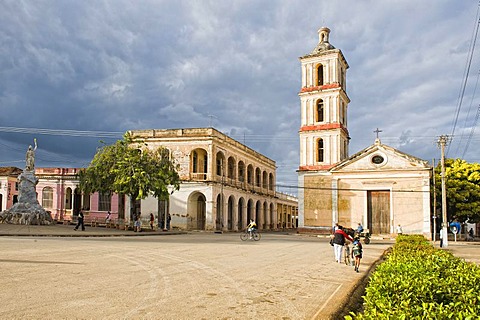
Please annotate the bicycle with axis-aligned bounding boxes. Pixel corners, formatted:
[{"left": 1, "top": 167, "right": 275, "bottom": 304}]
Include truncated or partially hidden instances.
[{"left": 240, "top": 229, "right": 261, "bottom": 241}]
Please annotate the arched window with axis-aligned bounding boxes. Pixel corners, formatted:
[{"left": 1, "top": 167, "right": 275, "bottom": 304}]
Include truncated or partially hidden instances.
[
  {"left": 227, "top": 157, "right": 235, "bottom": 180},
  {"left": 216, "top": 152, "right": 225, "bottom": 176},
  {"left": 191, "top": 148, "right": 208, "bottom": 180},
  {"left": 255, "top": 168, "right": 261, "bottom": 187},
  {"left": 317, "top": 65, "right": 324, "bottom": 86},
  {"left": 317, "top": 138, "right": 324, "bottom": 162},
  {"left": 262, "top": 171, "right": 268, "bottom": 189},
  {"left": 159, "top": 147, "right": 170, "bottom": 160},
  {"left": 42, "top": 187, "right": 53, "bottom": 208},
  {"left": 65, "top": 187, "right": 72, "bottom": 210},
  {"left": 316, "top": 100, "right": 324, "bottom": 122},
  {"left": 247, "top": 165, "right": 254, "bottom": 185},
  {"left": 192, "top": 151, "right": 198, "bottom": 173},
  {"left": 238, "top": 161, "right": 245, "bottom": 182}
]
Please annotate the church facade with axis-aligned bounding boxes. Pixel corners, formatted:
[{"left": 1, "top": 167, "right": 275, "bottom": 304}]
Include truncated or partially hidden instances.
[{"left": 297, "top": 28, "right": 431, "bottom": 238}]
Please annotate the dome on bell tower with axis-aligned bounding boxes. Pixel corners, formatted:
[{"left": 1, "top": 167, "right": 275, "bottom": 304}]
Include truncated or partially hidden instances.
[{"left": 310, "top": 27, "right": 335, "bottom": 54}]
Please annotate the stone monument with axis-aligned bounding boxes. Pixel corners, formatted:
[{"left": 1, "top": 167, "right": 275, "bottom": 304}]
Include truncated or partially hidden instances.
[{"left": 0, "top": 139, "right": 54, "bottom": 225}]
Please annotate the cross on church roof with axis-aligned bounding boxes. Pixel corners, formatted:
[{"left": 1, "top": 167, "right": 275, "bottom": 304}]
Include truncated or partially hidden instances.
[{"left": 374, "top": 128, "right": 383, "bottom": 139}]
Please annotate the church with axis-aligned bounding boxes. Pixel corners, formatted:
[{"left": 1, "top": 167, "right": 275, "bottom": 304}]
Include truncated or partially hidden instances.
[{"left": 297, "top": 27, "right": 431, "bottom": 238}]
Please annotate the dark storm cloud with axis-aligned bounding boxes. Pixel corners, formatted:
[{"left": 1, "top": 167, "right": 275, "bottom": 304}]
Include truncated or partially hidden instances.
[{"left": 1, "top": 0, "right": 479, "bottom": 192}]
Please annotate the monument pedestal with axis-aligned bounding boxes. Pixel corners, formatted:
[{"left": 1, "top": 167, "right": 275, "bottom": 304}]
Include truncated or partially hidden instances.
[{"left": 0, "top": 171, "right": 53, "bottom": 225}]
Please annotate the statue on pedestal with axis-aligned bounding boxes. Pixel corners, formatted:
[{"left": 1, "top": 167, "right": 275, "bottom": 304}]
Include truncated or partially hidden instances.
[
  {"left": 0, "top": 139, "right": 53, "bottom": 225},
  {"left": 25, "top": 138, "right": 37, "bottom": 171}
]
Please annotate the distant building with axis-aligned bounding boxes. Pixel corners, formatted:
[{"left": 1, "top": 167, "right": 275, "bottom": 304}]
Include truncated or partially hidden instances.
[
  {"left": 34, "top": 167, "right": 121, "bottom": 222},
  {"left": 0, "top": 167, "right": 22, "bottom": 211},
  {"left": 297, "top": 28, "right": 431, "bottom": 238},
  {"left": 0, "top": 128, "right": 298, "bottom": 231}
]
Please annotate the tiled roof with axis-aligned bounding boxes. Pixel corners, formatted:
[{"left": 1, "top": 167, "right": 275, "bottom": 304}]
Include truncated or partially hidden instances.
[{"left": 0, "top": 166, "right": 23, "bottom": 176}]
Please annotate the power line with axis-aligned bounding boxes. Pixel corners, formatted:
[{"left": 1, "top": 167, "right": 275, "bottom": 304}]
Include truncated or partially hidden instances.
[
  {"left": 0, "top": 126, "right": 124, "bottom": 138},
  {"left": 448, "top": 2, "right": 480, "bottom": 155},
  {"left": 456, "top": 68, "right": 480, "bottom": 156},
  {"left": 462, "top": 105, "right": 480, "bottom": 158}
]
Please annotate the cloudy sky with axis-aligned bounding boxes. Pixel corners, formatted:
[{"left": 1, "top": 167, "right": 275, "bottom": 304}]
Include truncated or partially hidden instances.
[{"left": 0, "top": 0, "right": 479, "bottom": 194}]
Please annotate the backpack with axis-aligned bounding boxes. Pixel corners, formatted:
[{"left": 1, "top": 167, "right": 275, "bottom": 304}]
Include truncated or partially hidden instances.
[{"left": 352, "top": 242, "right": 362, "bottom": 256}]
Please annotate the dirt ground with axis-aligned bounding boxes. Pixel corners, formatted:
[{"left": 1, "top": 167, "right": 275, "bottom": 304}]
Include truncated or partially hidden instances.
[{"left": 0, "top": 232, "right": 392, "bottom": 320}]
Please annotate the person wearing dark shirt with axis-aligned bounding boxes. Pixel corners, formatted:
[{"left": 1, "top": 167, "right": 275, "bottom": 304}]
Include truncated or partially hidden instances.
[{"left": 74, "top": 211, "right": 85, "bottom": 231}]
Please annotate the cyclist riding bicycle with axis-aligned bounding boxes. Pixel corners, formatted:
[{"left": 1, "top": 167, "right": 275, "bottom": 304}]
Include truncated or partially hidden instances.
[{"left": 247, "top": 219, "right": 257, "bottom": 239}]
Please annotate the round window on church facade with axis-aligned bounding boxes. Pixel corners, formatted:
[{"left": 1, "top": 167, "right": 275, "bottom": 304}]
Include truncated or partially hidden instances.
[{"left": 371, "top": 155, "right": 385, "bottom": 165}]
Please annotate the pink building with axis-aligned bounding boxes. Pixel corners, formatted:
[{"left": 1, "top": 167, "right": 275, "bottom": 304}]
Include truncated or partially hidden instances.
[
  {"left": 0, "top": 167, "right": 120, "bottom": 222},
  {"left": 0, "top": 167, "right": 22, "bottom": 211}
]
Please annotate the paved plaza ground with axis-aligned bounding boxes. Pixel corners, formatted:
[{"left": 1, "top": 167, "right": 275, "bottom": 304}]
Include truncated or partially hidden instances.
[{"left": 0, "top": 224, "right": 478, "bottom": 320}]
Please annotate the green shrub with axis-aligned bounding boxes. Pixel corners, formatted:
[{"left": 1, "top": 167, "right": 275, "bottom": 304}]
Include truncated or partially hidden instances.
[{"left": 346, "top": 235, "right": 480, "bottom": 319}]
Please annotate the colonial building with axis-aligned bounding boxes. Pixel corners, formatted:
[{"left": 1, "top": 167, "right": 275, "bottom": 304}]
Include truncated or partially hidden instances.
[
  {"left": 1, "top": 128, "right": 298, "bottom": 231},
  {"left": 34, "top": 167, "right": 121, "bottom": 222},
  {"left": 297, "top": 27, "right": 431, "bottom": 238},
  {"left": 0, "top": 167, "right": 22, "bottom": 211},
  {"left": 129, "top": 128, "right": 298, "bottom": 231}
]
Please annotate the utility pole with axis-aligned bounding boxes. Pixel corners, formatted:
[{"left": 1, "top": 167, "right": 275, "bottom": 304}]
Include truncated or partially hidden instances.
[{"left": 438, "top": 135, "right": 448, "bottom": 248}]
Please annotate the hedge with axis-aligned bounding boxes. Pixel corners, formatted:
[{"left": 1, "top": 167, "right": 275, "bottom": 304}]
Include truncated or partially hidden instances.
[{"left": 347, "top": 235, "right": 480, "bottom": 319}]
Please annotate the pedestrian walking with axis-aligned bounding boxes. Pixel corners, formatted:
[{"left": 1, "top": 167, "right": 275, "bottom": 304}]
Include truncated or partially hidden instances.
[
  {"left": 74, "top": 210, "right": 85, "bottom": 231},
  {"left": 332, "top": 225, "right": 353, "bottom": 264},
  {"left": 352, "top": 236, "right": 363, "bottom": 272},
  {"left": 105, "top": 211, "right": 111, "bottom": 223}
]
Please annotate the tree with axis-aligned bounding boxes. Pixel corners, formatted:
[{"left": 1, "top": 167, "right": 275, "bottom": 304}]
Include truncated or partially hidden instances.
[
  {"left": 79, "top": 132, "right": 180, "bottom": 218},
  {"left": 432, "top": 158, "right": 480, "bottom": 223}
]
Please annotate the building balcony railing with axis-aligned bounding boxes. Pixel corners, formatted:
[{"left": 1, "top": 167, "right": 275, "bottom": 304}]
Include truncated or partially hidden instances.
[
  {"left": 191, "top": 173, "right": 276, "bottom": 196},
  {"left": 190, "top": 173, "right": 207, "bottom": 181}
]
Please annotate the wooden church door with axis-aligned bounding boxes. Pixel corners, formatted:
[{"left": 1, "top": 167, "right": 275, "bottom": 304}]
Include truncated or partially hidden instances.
[{"left": 367, "top": 190, "right": 390, "bottom": 234}]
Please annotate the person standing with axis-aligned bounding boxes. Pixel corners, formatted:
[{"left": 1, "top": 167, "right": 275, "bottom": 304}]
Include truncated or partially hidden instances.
[
  {"left": 396, "top": 224, "right": 403, "bottom": 235},
  {"left": 439, "top": 228, "right": 443, "bottom": 248},
  {"left": 74, "top": 210, "right": 85, "bottom": 231},
  {"left": 332, "top": 225, "right": 353, "bottom": 264},
  {"left": 149, "top": 213, "right": 155, "bottom": 230},
  {"left": 134, "top": 212, "right": 142, "bottom": 232},
  {"left": 166, "top": 213, "right": 171, "bottom": 230}
]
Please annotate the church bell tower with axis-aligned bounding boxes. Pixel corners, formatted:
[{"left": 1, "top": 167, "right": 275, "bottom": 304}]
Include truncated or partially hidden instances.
[{"left": 298, "top": 27, "right": 350, "bottom": 171}]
